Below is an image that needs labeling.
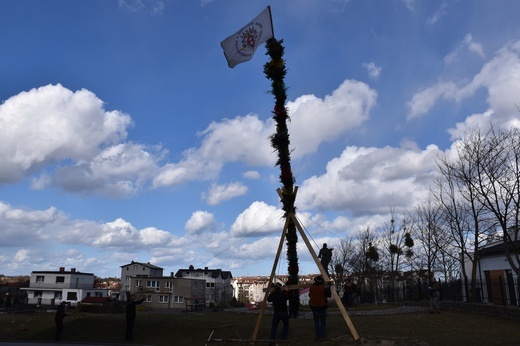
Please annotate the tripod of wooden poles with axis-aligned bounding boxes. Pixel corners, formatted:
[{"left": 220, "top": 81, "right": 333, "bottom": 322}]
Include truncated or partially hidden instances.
[{"left": 251, "top": 188, "right": 360, "bottom": 343}]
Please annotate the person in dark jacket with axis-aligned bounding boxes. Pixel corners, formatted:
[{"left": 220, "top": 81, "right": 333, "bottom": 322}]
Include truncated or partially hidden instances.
[
  {"left": 429, "top": 277, "right": 441, "bottom": 314},
  {"left": 267, "top": 283, "right": 290, "bottom": 342},
  {"left": 55, "top": 301, "right": 68, "bottom": 341},
  {"left": 318, "top": 243, "right": 333, "bottom": 275},
  {"left": 125, "top": 293, "right": 145, "bottom": 341},
  {"left": 309, "top": 276, "right": 331, "bottom": 341}
]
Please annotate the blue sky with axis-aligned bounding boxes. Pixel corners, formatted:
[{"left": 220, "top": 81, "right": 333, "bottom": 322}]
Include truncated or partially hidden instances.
[{"left": 1, "top": 0, "right": 520, "bottom": 278}]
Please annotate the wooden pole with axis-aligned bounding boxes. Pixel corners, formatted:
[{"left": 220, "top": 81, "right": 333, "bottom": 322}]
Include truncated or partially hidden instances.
[
  {"left": 251, "top": 215, "right": 290, "bottom": 342},
  {"left": 289, "top": 212, "right": 361, "bottom": 342}
]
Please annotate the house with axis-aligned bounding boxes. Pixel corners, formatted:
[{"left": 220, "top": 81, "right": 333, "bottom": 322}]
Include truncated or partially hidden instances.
[
  {"left": 232, "top": 274, "right": 317, "bottom": 305},
  {"left": 121, "top": 261, "right": 207, "bottom": 310},
  {"left": 175, "top": 266, "right": 233, "bottom": 304},
  {"left": 463, "top": 239, "right": 519, "bottom": 306},
  {"left": 21, "top": 267, "right": 108, "bottom": 306},
  {"left": 127, "top": 273, "right": 205, "bottom": 310},
  {"left": 120, "top": 261, "right": 164, "bottom": 297}
]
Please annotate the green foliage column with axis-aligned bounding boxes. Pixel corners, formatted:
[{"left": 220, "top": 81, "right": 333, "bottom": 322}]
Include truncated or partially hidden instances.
[{"left": 264, "top": 38, "right": 298, "bottom": 286}]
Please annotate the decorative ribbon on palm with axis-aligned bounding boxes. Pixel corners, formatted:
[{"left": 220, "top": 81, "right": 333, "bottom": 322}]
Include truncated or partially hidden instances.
[{"left": 264, "top": 38, "right": 299, "bottom": 286}]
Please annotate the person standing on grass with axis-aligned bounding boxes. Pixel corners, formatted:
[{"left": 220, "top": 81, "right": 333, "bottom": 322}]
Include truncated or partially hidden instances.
[
  {"left": 342, "top": 277, "right": 355, "bottom": 307},
  {"left": 125, "top": 293, "right": 145, "bottom": 341},
  {"left": 267, "top": 282, "right": 290, "bottom": 343},
  {"left": 429, "top": 277, "right": 440, "bottom": 314},
  {"left": 309, "top": 275, "right": 331, "bottom": 342},
  {"left": 55, "top": 301, "right": 68, "bottom": 341}
]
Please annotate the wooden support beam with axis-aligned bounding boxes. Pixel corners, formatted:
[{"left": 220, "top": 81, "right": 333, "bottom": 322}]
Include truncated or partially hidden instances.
[
  {"left": 251, "top": 216, "right": 290, "bottom": 342},
  {"left": 290, "top": 213, "right": 360, "bottom": 342}
]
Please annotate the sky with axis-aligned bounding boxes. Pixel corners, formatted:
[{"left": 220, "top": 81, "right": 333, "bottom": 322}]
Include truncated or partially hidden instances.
[{"left": 1, "top": 0, "right": 520, "bottom": 278}]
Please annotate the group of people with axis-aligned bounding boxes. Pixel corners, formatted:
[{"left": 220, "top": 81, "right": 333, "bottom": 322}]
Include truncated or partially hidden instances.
[{"left": 267, "top": 274, "right": 332, "bottom": 343}]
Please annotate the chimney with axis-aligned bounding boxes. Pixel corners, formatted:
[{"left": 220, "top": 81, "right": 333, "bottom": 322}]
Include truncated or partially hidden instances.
[
  {"left": 59, "top": 267, "right": 65, "bottom": 272},
  {"left": 71, "top": 268, "right": 76, "bottom": 273},
  {"left": 205, "top": 267, "right": 209, "bottom": 271}
]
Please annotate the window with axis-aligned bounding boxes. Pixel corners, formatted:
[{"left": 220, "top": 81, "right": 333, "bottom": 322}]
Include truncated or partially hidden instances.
[
  {"left": 164, "top": 281, "right": 172, "bottom": 289},
  {"left": 134, "top": 265, "right": 138, "bottom": 270},
  {"left": 144, "top": 294, "right": 152, "bottom": 302},
  {"left": 126, "top": 276, "right": 131, "bottom": 282},
  {"left": 135, "top": 280, "right": 142, "bottom": 287},
  {"left": 159, "top": 295, "right": 169, "bottom": 303},
  {"left": 56, "top": 276, "right": 65, "bottom": 283},
  {"left": 86, "top": 292, "right": 91, "bottom": 297},
  {"left": 146, "top": 280, "right": 160, "bottom": 288},
  {"left": 67, "top": 292, "right": 77, "bottom": 300},
  {"left": 206, "top": 282, "right": 215, "bottom": 288},
  {"left": 36, "top": 276, "right": 45, "bottom": 282},
  {"left": 173, "top": 296, "right": 184, "bottom": 303},
  {"left": 54, "top": 292, "right": 61, "bottom": 299},
  {"left": 126, "top": 267, "right": 129, "bottom": 271}
]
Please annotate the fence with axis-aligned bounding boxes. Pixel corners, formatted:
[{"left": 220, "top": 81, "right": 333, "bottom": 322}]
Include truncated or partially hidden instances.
[{"left": 354, "top": 277, "right": 520, "bottom": 307}]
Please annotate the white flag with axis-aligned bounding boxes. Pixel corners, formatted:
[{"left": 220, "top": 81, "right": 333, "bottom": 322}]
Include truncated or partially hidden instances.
[{"left": 220, "top": 6, "right": 274, "bottom": 68}]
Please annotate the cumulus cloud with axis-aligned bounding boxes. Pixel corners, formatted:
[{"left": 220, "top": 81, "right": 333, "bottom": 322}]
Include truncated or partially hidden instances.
[
  {"left": 287, "top": 80, "right": 377, "bottom": 158},
  {"left": 408, "top": 40, "right": 520, "bottom": 121},
  {"left": 229, "top": 201, "right": 285, "bottom": 238},
  {"left": 0, "top": 202, "right": 60, "bottom": 246},
  {"left": 0, "top": 84, "right": 170, "bottom": 197},
  {"left": 203, "top": 182, "right": 248, "bottom": 206},
  {"left": 154, "top": 80, "right": 376, "bottom": 188},
  {"left": 33, "top": 143, "right": 164, "bottom": 198},
  {"left": 152, "top": 115, "right": 274, "bottom": 187},
  {"left": 0, "top": 84, "right": 132, "bottom": 184},
  {"left": 185, "top": 210, "right": 216, "bottom": 235},
  {"left": 297, "top": 144, "right": 440, "bottom": 216}
]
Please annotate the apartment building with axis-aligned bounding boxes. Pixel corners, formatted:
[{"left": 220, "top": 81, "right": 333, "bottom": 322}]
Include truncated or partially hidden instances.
[{"left": 175, "top": 266, "right": 233, "bottom": 304}]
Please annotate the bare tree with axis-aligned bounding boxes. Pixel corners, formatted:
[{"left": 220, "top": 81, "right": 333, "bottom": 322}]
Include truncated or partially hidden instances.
[
  {"left": 330, "top": 237, "right": 357, "bottom": 293},
  {"left": 380, "top": 208, "right": 414, "bottom": 301},
  {"left": 434, "top": 125, "right": 520, "bottom": 301}
]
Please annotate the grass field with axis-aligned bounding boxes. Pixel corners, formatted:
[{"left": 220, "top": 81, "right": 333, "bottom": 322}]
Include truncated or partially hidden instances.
[{"left": 1, "top": 305, "right": 518, "bottom": 345}]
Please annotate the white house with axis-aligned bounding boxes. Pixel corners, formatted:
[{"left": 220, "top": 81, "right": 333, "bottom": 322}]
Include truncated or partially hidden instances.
[
  {"left": 463, "top": 240, "right": 519, "bottom": 306},
  {"left": 21, "top": 267, "right": 107, "bottom": 306}
]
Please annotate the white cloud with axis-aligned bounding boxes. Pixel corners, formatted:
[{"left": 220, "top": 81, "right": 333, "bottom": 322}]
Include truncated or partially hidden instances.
[
  {"left": 0, "top": 84, "right": 132, "bottom": 184},
  {"left": 444, "top": 34, "right": 485, "bottom": 65},
  {"left": 229, "top": 201, "right": 285, "bottom": 238},
  {"left": 185, "top": 210, "right": 216, "bottom": 235},
  {"left": 154, "top": 80, "right": 376, "bottom": 188},
  {"left": 34, "top": 143, "right": 164, "bottom": 198},
  {"left": 288, "top": 80, "right": 377, "bottom": 158},
  {"left": 407, "top": 82, "right": 458, "bottom": 120},
  {"left": 152, "top": 115, "right": 274, "bottom": 187},
  {"left": 243, "top": 170, "right": 261, "bottom": 179},
  {"left": 409, "top": 39, "right": 520, "bottom": 121},
  {"left": 203, "top": 182, "right": 248, "bottom": 206},
  {"left": 119, "top": 0, "right": 164, "bottom": 15},
  {"left": 362, "top": 62, "right": 382, "bottom": 79},
  {"left": 426, "top": 2, "right": 448, "bottom": 26},
  {"left": 297, "top": 144, "right": 440, "bottom": 216}
]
